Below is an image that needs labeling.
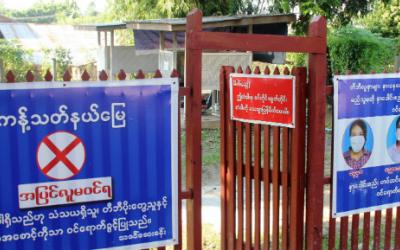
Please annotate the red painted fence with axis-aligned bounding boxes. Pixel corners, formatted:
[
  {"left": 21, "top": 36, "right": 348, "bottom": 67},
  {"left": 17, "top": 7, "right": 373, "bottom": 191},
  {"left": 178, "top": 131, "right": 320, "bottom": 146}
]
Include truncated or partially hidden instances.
[
  {"left": 185, "top": 8, "right": 327, "bottom": 250},
  {"left": 220, "top": 65, "right": 307, "bottom": 250}
]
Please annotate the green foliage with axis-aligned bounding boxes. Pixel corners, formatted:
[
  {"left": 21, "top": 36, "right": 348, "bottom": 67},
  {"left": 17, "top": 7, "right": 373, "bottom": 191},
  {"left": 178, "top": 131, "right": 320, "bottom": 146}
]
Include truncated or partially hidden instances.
[
  {"left": 0, "top": 40, "right": 33, "bottom": 82},
  {"left": 105, "top": 0, "right": 267, "bottom": 22},
  {"left": 41, "top": 47, "right": 72, "bottom": 81},
  {"left": 269, "top": 0, "right": 387, "bottom": 34},
  {"left": 286, "top": 53, "right": 307, "bottom": 67},
  {"left": 328, "top": 27, "right": 395, "bottom": 74},
  {"left": 359, "top": 0, "right": 400, "bottom": 38},
  {"left": 4, "top": 0, "right": 80, "bottom": 23},
  {"left": 106, "top": 0, "right": 196, "bottom": 21}
]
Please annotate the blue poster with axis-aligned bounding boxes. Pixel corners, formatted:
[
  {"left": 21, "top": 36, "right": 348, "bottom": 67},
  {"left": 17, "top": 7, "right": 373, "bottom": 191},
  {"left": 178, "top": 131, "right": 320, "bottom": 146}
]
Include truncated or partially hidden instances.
[
  {"left": 333, "top": 73, "right": 400, "bottom": 217},
  {"left": 0, "top": 79, "right": 179, "bottom": 249}
]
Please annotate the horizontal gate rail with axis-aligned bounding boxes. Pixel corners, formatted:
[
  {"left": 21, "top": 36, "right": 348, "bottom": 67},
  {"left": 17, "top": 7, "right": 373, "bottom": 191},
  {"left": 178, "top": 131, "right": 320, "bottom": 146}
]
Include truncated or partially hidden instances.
[{"left": 187, "top": 31, "right": 325, "bottom": 53}]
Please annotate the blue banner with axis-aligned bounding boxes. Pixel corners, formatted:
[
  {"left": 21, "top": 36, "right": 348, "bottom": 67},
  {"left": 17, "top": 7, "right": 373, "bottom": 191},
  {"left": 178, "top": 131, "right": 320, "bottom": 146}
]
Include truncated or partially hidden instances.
[
  {"left": 338, "top": 77, "right": 400, "bottom": 119},
  {"left": 0, "top": 80, "right": 179, "bottom": 249},
  {"left": 333, "top": 74, "right": 400, "bottom": 217}
]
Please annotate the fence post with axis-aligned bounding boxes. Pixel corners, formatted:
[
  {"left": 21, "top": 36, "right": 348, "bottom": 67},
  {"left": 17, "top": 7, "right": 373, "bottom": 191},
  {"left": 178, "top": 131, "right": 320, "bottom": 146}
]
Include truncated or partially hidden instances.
[
  {"left": 305, "top": 16, "right": 327, "bottom": 250},
  {"left": 185, "top": 8, "right": 203, "bottom": 250}
]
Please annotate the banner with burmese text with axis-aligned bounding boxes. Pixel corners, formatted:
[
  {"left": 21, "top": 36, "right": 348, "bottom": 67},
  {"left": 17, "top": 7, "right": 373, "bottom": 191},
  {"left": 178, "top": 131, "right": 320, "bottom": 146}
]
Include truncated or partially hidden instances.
[
  {"left": 333, "top": 73, "right": 400, "bottom": 217},
  {"left": 0, "top": 79, "right": 179, "bottom": 249}
]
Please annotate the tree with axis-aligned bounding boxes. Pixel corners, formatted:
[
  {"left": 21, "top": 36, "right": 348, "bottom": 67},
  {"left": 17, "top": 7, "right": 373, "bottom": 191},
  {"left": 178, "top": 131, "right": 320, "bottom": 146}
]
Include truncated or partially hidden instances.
[
  {"left": 268, "top": 0, "right": 389, "bottom": 34},
  {"left": 85, "top": 1, "right": 98, "bottom": 17},
  {"left": 105, "top": 0, "right": 268, "bottom": 21},
  {"left": 359, "top": 0, "right": 400, "bottom": 38},
  {"left": 4, "top": 0, "right": 80, "bottom": 23},
  {"left": 41, "top": 47, "right": 72, "bottom": 81},
  {"left": 0, "top": 40, "right": 33, "bottom": 82}
]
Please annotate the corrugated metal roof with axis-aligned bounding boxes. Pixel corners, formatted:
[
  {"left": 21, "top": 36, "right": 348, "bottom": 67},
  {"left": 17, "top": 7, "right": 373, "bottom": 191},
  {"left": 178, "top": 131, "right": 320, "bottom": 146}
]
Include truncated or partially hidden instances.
[
  {"left": 0, "top": 22, "right": 98, "bottom": 66},
  {"left": 0, "top": 14, "right": 14, "bottom": 23},
  {"left": 74, "top": 22, "right": 126, "bottom": 31},
  {"left": 75, "top": 13, "right": 296, "bottom": 32},
  {"left": 130, "top": 13, "right": 295, "bottom": 25}
]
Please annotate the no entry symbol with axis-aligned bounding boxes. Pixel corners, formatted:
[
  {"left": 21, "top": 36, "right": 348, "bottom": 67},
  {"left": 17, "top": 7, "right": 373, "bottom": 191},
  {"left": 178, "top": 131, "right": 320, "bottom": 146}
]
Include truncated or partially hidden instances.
[{"left": 37, "top": 131, "right": 86, "bottom": 180}]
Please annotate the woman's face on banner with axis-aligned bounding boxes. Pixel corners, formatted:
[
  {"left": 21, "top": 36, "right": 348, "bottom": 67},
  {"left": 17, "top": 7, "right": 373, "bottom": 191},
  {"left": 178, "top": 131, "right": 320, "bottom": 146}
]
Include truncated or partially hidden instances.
[{"left": 350, "top": 124, "right": 365, "bottom": 153}]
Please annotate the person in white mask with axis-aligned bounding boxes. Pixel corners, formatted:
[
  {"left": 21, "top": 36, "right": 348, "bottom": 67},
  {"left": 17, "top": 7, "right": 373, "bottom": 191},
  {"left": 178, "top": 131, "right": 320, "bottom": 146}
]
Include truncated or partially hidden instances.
[
  {"left": 343, "top": 119, "right": 371, "bottom": 169},
  {"left": 388, "top": 117, "right": 400, "bottom": 162}
]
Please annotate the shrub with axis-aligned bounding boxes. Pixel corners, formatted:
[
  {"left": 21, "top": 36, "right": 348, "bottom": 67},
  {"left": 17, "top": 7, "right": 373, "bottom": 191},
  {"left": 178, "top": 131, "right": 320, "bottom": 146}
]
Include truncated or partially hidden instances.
[
  {"left": 0, "top": 39, "right": 33, "bottom": 82},
  {"left": 328, "top": 27, "right": 395, "bottom": 74}
]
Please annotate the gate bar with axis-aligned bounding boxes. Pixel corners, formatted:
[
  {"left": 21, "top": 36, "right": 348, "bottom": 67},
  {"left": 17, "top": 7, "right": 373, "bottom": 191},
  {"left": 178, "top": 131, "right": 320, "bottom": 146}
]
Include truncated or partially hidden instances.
[
  {"left": 185, "top": 9, "right": 203, "bottom": 250},
  {"left": 305, "top": 16, "right": 327, "bottom": 250},
  {"left": 187, "top": 31, "right": 325, "bottom": 53}
]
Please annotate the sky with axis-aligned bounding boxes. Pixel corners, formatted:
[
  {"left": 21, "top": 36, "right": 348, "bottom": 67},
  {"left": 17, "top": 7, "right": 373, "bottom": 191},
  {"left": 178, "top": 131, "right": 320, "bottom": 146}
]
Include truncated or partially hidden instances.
[{"left": 0, "top": 0, "right": 107, "bottom": 12}]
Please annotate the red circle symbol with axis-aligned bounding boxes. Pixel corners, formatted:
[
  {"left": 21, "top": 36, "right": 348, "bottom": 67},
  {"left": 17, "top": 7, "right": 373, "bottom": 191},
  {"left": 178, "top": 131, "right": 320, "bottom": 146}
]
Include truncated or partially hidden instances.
[{"left": 36, "top": 131, "right": 86, "bottom": 180}]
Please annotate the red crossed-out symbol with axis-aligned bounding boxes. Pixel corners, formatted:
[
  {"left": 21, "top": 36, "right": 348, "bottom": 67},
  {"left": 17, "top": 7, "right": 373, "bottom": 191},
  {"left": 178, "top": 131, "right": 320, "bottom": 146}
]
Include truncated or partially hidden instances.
[{"left": 37, "top": 131, "right": 86, "bottom": 180}]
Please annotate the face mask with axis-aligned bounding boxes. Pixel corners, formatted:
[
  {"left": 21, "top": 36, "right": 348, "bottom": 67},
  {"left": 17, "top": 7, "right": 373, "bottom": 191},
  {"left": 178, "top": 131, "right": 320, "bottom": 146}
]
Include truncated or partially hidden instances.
[
  {"left": 396, "top": 128, "right": 400, "bottom": 141},
  {"left": 350, "top": 135, "right": 365, "bottom": 153}
]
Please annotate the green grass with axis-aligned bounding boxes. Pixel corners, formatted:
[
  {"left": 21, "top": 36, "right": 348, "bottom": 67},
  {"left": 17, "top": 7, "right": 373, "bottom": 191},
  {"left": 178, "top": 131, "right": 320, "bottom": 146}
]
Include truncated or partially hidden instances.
[
  {"left": 201, "top": 129, "right": 220, "bottom": 167},
  {"left": 180, "top": 129, "right": 221, "bottom": 168}
]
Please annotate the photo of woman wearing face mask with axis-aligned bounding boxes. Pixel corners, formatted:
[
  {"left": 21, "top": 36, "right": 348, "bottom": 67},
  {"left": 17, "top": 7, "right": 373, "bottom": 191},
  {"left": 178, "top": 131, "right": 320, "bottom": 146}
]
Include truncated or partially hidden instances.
[
  {"left": 342, "top": 119, "right": 372, "bottom": 169},
  {"left": 387, "top": 116, "right": 400, "bottom": 162}
]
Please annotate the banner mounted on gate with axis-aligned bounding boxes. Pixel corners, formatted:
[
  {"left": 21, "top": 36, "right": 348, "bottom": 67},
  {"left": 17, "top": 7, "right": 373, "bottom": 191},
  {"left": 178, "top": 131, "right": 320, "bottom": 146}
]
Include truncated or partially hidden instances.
[
  {"left": 333, "top": 73, "right": 400, "bottom": 217},
  {"left": 0, "top": 79, "right": 179, "bottom": 249},
  {"left": 229, "top": 74, "right": 295, "bottom": 127}
]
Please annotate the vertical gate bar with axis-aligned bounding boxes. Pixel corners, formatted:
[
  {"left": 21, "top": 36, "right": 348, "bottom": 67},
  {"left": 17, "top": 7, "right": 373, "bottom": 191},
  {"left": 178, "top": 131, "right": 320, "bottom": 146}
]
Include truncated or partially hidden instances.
[
  {"left": 154, "top": 70, "right": 165, "bottom": 250},
  {"left": 305, "top": 16, "right": 327, "bottom": 250},
  {"left": 220, "top": 66, "right": 228, "bottom": 250},
  {"left": 281, "top": 127, "right": 289, "bottom": 250},
  {"left": 373, "top": 211, "right": 382, "bottom": 250},
  {"left": 226, "top": 67, "right": 237, "bottom": 250},
  {"left": 289, "top": 67, "right": 307, "bottom": 250},
  {"left": 362, "top": 212, "right": 371, "bottom": 250},
  {"left": 384, "top": 209, "right": 392, "bottom": 250},
  {"left": 328, "top": 81, "right": 336, "bottom": 250},
  {"left": 263, "top": 125, "right": 271, "bottom": 250},
  {"left": 263, "top": 65, "right": 271, "bottom": 250},
  {"left": 395, "top": 207, "right": 400, "bottom": 249},
  {"left": 185, "top": 9, "right": 203, "bottom": 250},
  {"left": 6, "top": 70, "right": 15, "bottom": 83},
  {"left": 350, "top": 215, "right": 359, "bottom": 250},
  {"left": 254, "top": 124, "right": 261, "bottom": 250},
  {"left": 237, "top": 121, "right": 244, "bottom": 250},
  {"left": 272, "top": 66, "right": 281, "bottom": 250},
  {"left": 245, "top": 123, "right": 253, "bottom": 250},
  {"left": 281, "top": 67, "right": 290, "bottom": 250},
  {"left": 253, "top": 66, "right": 261, "bottom": 250},
  {"left": 272, "top": 126, "right": 280, "bottom": 250},
  {"left": 175, "top": 95, "right": 182, "bottom": 250},
  {"left": 26, "top": 70, "right": 34, "bottom": 82}
]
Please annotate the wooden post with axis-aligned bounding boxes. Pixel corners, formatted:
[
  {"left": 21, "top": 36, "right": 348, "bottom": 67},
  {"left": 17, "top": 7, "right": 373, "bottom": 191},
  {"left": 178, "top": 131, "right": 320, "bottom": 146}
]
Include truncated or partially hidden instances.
[
  {"left": 305, "top": 16, "right": 327, "bottom": 250},
  {"left": 160, "top": 31, "right": 165, "bottom": 50},
  {"left": 172, "top": 32, "right": 178, "bottom": 70},
  {"left": 290, "top": 67, "right": 307, "bottom": 250},
  {"left": 185, "top": 9, "right": 202, "bottom": 250},
  {"left": 97, "top": 31, "right": 101, "bottom": 46}
]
